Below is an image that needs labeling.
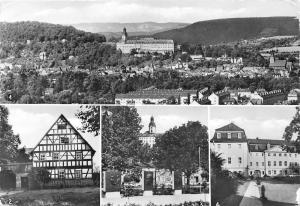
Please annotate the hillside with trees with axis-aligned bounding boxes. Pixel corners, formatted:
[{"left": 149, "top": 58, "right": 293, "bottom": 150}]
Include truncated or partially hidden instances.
[{"left": 153, "top": 17, "right": 299, "bottom": 45}]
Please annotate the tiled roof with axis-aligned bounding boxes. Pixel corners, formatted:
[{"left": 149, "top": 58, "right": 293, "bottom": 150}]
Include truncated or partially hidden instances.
[
  {"left": 125, "top": 39, "right": 174, "bottom": 44},
  {"left": 269, "top": 60, "right": 286, "bottom": 68},
  {"left": 115, "top": 89, "right": 198, "bottom": 99},
  {"left": 248, "top": 138, "right": 295, "bottom": 152},
  {"left": 215, "top": 123, "right": 244, "bottom": 132}
]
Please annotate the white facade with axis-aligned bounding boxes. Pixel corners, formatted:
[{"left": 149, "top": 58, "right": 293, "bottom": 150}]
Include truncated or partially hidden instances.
[{"left": 211, "top": 123, "right": 300, "bottom": 177}]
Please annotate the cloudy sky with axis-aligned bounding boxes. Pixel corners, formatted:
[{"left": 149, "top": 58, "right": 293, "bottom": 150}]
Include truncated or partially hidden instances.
[
  {"left": 209, "top": 106, "right": 298, "bottom": 141},
  {"left": 136, "top": 106, "right": 208, "bottom": 133},
  {"left": 0, "top": 0, "right": 298, "bottom": 24},
  {"left": 6, "top": 105, "right": 100, "bottom": 167}
]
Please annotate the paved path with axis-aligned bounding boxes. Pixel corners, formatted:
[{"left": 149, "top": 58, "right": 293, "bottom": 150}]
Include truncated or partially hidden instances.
[
  {"left": 239, "top": 181, "right": 263, "bottom": 206},
  {"left": 102, "top": 193, "right": 209, "bottom": 206}
]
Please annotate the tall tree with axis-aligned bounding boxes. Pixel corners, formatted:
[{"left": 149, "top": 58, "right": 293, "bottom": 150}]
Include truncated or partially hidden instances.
[
  {"left": 0, "top": 106, "right": 21, "bottom": 163},
  {"left": 76, "top": 105, "right": 100, "bottom": 136},
  {"left": 102, "top": 106, "right": 148, "bottom": 171},
  {"left": 282, "top": 107, "right": 300, "bottom": 152},
  {"left": 153, "top": 121, "right": 208, "bottom": 185}
]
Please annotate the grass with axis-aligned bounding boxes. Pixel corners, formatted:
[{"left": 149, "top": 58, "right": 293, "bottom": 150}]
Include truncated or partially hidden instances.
[
  {"left": 220, "top": 180, "right": 250, "bottom": 206},
  {"left": 261, "top": 181, "right": 299, "bottom": 206},
  {"left": 1, "top": 187, "right": 100, "bottom": 206}
]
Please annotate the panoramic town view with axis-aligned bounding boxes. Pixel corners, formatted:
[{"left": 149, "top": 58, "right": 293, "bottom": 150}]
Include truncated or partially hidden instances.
[
  {"left": 0, "top": 1, "right": 299, "bottom": 105},
  {"left": 101, "top": 106, "right": 209, "bottom": 205},
  {"left": 210, "top": 107, "right": 300, "bottom": 206}
]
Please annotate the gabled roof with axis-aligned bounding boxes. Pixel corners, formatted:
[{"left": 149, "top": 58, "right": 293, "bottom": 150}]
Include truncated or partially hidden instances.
[
  {"left": 31, "top": 114, "right": 96, "bottom": 156},
  {"left": 215, "top": 123, "right": 244, "bottom": 132}
]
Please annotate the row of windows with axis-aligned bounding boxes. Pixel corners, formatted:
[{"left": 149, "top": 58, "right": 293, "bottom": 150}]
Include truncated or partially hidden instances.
[
  {"left": 34, "top": 160, "right": 92, "bottom": 167},
  {"left": 217, "top": 144, "right": 242, "bottom": 149},
  {"left": 266, "top": 153, "right": 297, "bottom": 158},
  {"left": 250, "top": 161, "right": 298, "bottom": 167},
  {"left": 227, "top": 157, "right": 242, "bottom": 164},
  {"left": 38, "top": 143, "right": 87, "bottom": 151},
  {"left": 216, "top": 132, "right": 242, "bottom": 139},
  {"left": 57, "top": 169, "right": 82, "bottom": 179},
  {"left": 39, "top": 152, "right": 83, "bottom": 161}
]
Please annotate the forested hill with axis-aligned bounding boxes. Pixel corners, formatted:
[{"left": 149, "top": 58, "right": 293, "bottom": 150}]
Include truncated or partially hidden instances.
[
  {"left": 153, "top": 17, "right": 299, "bottom": 45},
  {"left": 0, "top": 21, "right": 106, "bottom": 43}
]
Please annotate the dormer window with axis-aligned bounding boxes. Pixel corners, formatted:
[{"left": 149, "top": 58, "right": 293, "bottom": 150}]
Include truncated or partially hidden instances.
[
  {"left": 228, "top": 133, "right": 231, "bottom": 139},
  {"left": 238, "top": 133, "right": 241, "bottom": 139},
  {"left": 217, "top": 133, "right": 221, "bottom": 139}
]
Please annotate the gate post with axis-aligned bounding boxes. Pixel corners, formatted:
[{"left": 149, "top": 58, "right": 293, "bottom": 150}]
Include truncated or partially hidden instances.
[{"left": 103, "top": 170, "right": 121, "bottom": 198}]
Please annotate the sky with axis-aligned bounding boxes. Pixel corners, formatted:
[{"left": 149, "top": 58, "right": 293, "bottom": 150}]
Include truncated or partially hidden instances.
[
  {"left": 0, "top": 0, "right": 298, "bottom": 24},
  {"left": 136, "top": 106, "right": 208, "bottom": 133},
  {"left": 209, "top": 106, "right": 298, "bottom": 141},
  {"left": 5, "top": 105, "right": 100, "bottom": 168}
]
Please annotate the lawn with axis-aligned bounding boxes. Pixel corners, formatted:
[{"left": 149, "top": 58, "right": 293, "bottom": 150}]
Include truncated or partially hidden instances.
[
  {"left": 220, "top": 180, "right": 250, "bottom": 206},
  {"left": 261, "top": 181, "right": 299, "bottom": 206},
  {"left": 1, "top": 187, "right": 100, "bottom": 206}
]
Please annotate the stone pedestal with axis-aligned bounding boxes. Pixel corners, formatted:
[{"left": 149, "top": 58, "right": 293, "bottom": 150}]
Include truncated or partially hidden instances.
[
  {"left": 105, "top": 191, "right": 121, "bottom": 198},
  {"left": 143, "top": 190, "right": 153, "bottom": 196},
  {"left": 174, "top": 189, "right": 182, "bottom": 195}
]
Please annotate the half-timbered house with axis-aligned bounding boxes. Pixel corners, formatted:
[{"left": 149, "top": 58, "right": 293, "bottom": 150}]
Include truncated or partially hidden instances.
[{"left": 31, "top": 114, "right": 95, "bottom": 185}]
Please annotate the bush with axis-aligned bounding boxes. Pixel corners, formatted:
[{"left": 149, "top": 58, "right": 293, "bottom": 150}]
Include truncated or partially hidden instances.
[
  {"left": 120, "top": 185, "right": 143, "bottom": 197},
  {"left": 28, "top": 168, "right": 51, "bottom": 189},
  {"left": 0, "top": 170, "right": 16, "bottom": 189},
  {"left": 182, "top": 185, "right": 200, "bottom": 194},
  {"left": 153, "top": 185, "right": 174, "bottom": 195}
]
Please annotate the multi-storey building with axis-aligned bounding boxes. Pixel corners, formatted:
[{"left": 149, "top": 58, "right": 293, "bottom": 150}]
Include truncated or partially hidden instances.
[
  {"left": 211, "top": 122, "right": 299, "bottom": 177},
  {"left": 31, "top": 114, "right": 95, "bottom": 184},
  {"left": 116, "top": 28, "right": 174, "bottom": 54},
  {"left": 115, "top": 89, "right": 202, "bottom": 105},
  {"left": 139, "top": 116, "right": 161, "bottom": 147}
]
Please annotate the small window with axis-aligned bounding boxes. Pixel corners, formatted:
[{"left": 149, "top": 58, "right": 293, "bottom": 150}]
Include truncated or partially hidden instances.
[
  {"left": 217, "top": 133, "right": 221, "bottom": 139},
  {"left": 279, "top": 153, "right": 282, "bottom": 157},
  {"left": 228, "top": 157, "right": 231, "bottom": 164},
  {"left": 75, "top": 170, "right": 82, "bottom": 179},
  {"left": 268, "top": 161, "right": 271, "bottom": 166},
  {"left": 274, "top": 161, "right": 276, "bottom": 166},
  {"left": 250, "top": 162, "right": 252, "bottom": 166},
  {"left": 279, "top": 161, "right": 282, "bottom": 166},
  {"left": 76, "top": 152, "right": 83, "bottom": 160},
  {"left": 268, "top": 170, "right": 271, "bottom": 175},
  {"left": 268, "top": 153, "right": 270, "bottom": 156},
  {"left": 60, "top": 136, "right": 69, "bottom": 144},
  {"left": 256, "top": 162, "right": 258, "bottom": 166},
  {"left": 40, "top": 153, "right": 45, "bottom": 161},
  {"left": 58, "top": 170, "right": 65, "bottom": 179},
  {"left": 238, "top": 157, "right": 242, "bottom": 164},
  {"left": 238, "top": 133, "right": 241, "bottom": 139},
  {"left": 58, "top": 123, "right": 67, "bottom": 130},
  {"left": 274, "top": 170, "right": 276, "bottom": 175},
  {"left": 228, "top": 133, "right": 231, "bottom": 139},
  {"left": 228, "top": 144, "right": 231, "bottom": 149},
  {"left": 284, "top": 161, "right": 287, "bottom": 166},
  {"left": 53, "top": 152, "right": 59, "bottom": 160},
  {"left": 273, "top": 153, "right": 276, "bottom": 156}
]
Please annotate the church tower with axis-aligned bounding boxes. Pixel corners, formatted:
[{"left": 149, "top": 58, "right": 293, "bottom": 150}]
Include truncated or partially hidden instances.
[
  {"left": 121, "top": 27, "right": 128, "bottom": 43},
  {"left": 148, "top": 116, "right": 156, "bottom": 134}
]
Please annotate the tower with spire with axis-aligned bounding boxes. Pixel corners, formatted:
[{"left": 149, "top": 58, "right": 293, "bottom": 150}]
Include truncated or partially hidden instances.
[
  {"left": 121, "top": 27, "right": 128, "bottom": 43},
  {"left": 148, "top": 116, "right": 156, "bottom": 134}
]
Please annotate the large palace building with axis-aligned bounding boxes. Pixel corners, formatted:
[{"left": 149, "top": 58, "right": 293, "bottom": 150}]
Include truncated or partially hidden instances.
[
  {"left": 210, "top": 123, "right": 299, "bottom": 177},
  {"left": 31, "top": 114, "right": 95, "bottom": 186},
  {"left": 116, "top": 28, "right": 174, "bottom": 54}
]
